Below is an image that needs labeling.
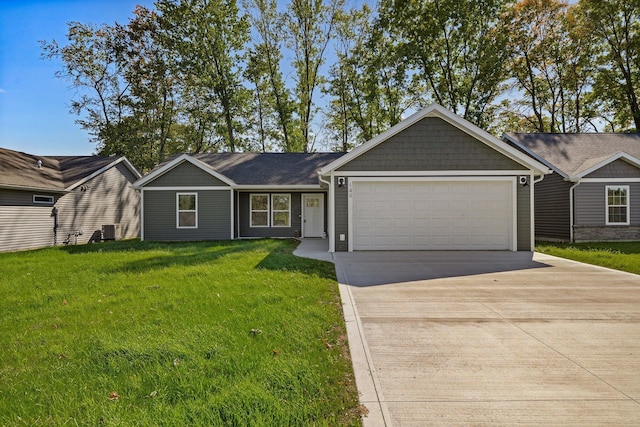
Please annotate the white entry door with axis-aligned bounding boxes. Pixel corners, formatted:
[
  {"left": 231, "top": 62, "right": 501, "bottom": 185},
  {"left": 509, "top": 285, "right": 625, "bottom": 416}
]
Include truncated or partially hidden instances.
[{"left": 302, "top": 194, "right": 325, "bottom": 237}]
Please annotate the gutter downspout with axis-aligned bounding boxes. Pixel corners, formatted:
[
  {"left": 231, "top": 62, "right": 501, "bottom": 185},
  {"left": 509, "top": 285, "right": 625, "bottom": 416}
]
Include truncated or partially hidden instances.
[
  {"left": 317, "top": 172, "right": 333, "bottom": 253},
  {"left": 569, "top": 179, "right": 581, "bottom": 243}
]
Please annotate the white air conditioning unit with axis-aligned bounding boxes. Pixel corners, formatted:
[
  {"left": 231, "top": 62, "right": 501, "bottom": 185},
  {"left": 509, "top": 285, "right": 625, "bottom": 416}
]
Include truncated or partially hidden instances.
[{"left": 102, "top": 224, "right": 121, "bottom": 241}]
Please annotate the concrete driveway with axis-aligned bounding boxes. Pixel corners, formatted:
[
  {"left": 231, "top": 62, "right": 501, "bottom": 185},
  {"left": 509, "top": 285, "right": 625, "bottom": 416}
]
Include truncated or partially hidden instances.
[{"left": 334, "top": 251, "right": 640, "bottom": 426}]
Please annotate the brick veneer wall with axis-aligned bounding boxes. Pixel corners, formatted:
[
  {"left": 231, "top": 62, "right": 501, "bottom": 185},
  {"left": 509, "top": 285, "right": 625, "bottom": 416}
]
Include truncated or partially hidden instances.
[{"left": 573, "top": 225, "right": 640, "bottom": 242}]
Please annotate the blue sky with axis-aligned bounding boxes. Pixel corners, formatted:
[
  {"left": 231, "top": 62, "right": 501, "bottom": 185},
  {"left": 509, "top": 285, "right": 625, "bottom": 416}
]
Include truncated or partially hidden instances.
[{"left": 0, "top": 0, "right": 155, "bottom": 155}]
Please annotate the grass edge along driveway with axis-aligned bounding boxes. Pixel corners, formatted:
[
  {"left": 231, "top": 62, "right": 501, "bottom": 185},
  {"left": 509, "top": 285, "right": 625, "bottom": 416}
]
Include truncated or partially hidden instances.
[
  {"left": 537, "top": 241, "right": 640, "bottom": 275},
  {"left": 0, "top": 239, "right": 362, "bottom": 426}
]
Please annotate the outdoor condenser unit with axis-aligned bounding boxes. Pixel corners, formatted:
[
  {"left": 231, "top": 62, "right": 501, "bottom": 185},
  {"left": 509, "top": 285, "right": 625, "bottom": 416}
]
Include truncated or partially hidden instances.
[{"left": 102, "top": 224, "right": 121, "bottom": 241}]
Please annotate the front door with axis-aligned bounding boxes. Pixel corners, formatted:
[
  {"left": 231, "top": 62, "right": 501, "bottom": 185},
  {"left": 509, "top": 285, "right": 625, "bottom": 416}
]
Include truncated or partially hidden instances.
[{"left": 302, "top": 194, "right": 324, "bottom": 238}]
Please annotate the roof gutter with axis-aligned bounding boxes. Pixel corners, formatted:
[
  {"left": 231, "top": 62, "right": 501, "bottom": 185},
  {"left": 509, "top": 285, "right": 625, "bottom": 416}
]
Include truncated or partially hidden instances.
[{"left": 0, "top": 184, "right": 68, "bottom": 194}]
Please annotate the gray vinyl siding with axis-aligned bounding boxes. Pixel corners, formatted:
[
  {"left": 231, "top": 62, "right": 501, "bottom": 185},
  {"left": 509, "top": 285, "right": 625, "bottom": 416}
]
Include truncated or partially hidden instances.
[
  {"left": 585, "top": 159, "right": 640, "bottom": 179},
  {"left": 143, "top": 189, "right": 231, "bottom": 241},
  {"left": 238, "top": 192, "right": 309, "bottom": 238},
  {"left": 0, "top": 164, "right": 140, "bottom": 252},
  {"left": 517, "top": 184, "right": 531, "bottom": 251},
  {"left": 575, "top": 182, "right": 640, "bottom": 226},
  {"left": 533, "top": 172, "right": 571, "bottom": 241},
  {"left": 147, "top": 161, "right": 229, "bottom": 187},
  {"left": 337, "top": 117, "right": 526, "bottom": 172},
  {"left": 55, "top": 163, "right": 141, "bottom": 244},
  {"left": 334, "top": 178, "right": 349, "bottom": 251}
]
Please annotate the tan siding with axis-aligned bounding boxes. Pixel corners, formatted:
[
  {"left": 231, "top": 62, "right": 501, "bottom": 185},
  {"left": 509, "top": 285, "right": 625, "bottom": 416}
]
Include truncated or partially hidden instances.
[
  {"left": 0, "top": 205, "right": 56, "bottom": 252},
  {"left": 147, "top": 161, "right": 229, "bottom": 187},
  {"left": 55, "top": 164, "right": 140, "bottom": 244},
  {"left": 0, "top": 190, "right": 60, "bottom": 206}
]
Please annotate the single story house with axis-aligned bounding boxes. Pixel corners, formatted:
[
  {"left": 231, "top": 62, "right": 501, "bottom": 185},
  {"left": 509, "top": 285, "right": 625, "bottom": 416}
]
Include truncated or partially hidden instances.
[
  {"left": 0, "top": 148, "right": 141, "bottom": 252},
  {"left": 135, "top": 104, "right": 551, "bottom": 251},
  {"left": 504, "top": 133, "right": 640, "bottom": 242}
]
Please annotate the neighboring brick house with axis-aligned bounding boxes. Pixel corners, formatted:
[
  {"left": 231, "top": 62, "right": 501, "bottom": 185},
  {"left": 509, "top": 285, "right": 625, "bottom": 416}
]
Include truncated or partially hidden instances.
[
  {"left": 0, "top": 148, "right": 141, "bottom": 252},
  {"left": 504, "top": 133, "right": 640, "bottom": 242}
]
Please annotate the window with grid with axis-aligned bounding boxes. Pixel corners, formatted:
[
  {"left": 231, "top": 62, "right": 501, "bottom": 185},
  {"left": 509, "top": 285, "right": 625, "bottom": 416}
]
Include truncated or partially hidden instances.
[
  {"left": 606, "top": 186, "right": 629, "bottom": 225},
  {"left": 250, "top": 194, "right": 269, "bottom": 227},
  {"left": 271, "top": 194, "right": 291, "bottom": 227},
  {"left": 177, "top": 193, "right": 197, "bottom": 228}
]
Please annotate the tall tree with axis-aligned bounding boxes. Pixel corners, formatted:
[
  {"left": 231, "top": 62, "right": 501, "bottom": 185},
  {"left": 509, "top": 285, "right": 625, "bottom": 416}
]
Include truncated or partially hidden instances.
[
  {"left": 502, "top": 0, "right": 596, "bottom": 133},
  {"left": 41, "top": 22, "right": 131, "bottom": 153},
  {"left": 243, "top": 0, "right": 298, "bottom": 152},
  {"left": 285, "top": 0, "right": 343, "bottom": 152},
  {"left": 379, "top": 0, "right": 510, "bottom": 128},
  {"left": 326, "top": 5, "right": 408, "bottom": 151},
  {"left": 579, "top": 0, "right": 640, "bottom": 131},
  {"left": 157, "top": 0, "right": 251, "bottom": 152},
  {"left": 114, "top": 6, "right": 181, "bottom": 169}
]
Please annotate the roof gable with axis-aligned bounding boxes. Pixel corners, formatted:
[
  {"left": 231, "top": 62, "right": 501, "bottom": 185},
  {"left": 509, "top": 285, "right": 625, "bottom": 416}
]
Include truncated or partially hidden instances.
[
  {"left": 335, "top": 117, "right": 525, "bottom": 171},
  {"left": 0, "top": 147, "right": 140, "bottom": 192},
  {"left": 574, "top": 152, "right": 640, "bottom": 179},
  {"left": 504, "top": 133, "right": 640, "bottom": 179},
  {"left": 320, "top": 103, "right": 551, "bottom": 175},
  {"left": 134, "top": 154, "right": 237, "bottom": 188}
]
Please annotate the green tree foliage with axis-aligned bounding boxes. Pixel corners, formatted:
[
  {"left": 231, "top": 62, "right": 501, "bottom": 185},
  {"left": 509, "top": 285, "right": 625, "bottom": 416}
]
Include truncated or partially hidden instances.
[
  {"left": 157, "top": 0, "right": 251, "bottom": 153},
  {"left": 285, "top": 0, "right": 343, "bottom": 152},
  {"left": 501, "top": 0, "right": 597, "bottom": 133},
  {"left": 243, "top": 0, "right": 299, "bottom": 152},
  {"left": 378, "top": 0, "right": 510, "bottom": 129},
  {"left": 42, "top": 0, "right": 640, "bottom": 168},
  {"left": 326, "top": 5, "right": 408, "bottom": 151},
  {"left": 579, "top": 0, "right": 640, "bottom": 131}
]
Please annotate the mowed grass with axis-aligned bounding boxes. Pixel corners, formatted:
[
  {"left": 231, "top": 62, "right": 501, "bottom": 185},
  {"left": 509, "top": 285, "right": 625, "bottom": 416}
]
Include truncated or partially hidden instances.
[
  {"left": 0, "top": 239, "right": 362, "bottom": 426},
  {"left": 536, "top": 241, "right": 640, "bottom": 275}
]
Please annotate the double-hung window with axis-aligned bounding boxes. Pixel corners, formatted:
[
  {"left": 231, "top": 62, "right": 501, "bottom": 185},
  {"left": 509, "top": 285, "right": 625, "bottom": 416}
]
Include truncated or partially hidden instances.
[
  {"left": 177, "top": 193, "right": 197, "bottom": 228},
  {"left": 250, "top": 194, "right": 269, "bottom": 227},
  {"left": 249, "top": 193, "right": 291, "bottom": 227},
  {"left": 271, "top": 194, "right": 291, "bottom": 227},
  {"left": 606, "top": 185, "right": 629, "bottom": 225}
]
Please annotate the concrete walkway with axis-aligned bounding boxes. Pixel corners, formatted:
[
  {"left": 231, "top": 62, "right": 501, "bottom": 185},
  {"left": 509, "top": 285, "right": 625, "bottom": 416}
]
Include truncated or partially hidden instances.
[{"left": 295, "top": 242, "right": 640, "bottom": 426}]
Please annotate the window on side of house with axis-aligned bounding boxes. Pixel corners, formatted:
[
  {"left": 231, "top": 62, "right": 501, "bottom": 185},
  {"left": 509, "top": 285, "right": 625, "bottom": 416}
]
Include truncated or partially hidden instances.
[
  {"left": 271, "top": 194, "right": 291, "bottom": 227},
  {"left": 250, "top": 194, "right": 269, "bottom": 227},
  {"left": 606, "top": 185, "right": 629, "bottom": 225},
  {"left": 177, "top": 193, "right": 197, "bottom": 228},
  {"left": 33, "top": 195, "right": 54, "bottom": 204}
]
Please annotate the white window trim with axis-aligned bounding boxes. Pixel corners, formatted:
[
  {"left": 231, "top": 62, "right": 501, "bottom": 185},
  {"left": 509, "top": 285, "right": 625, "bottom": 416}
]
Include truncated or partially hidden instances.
[
  {"left": 250, "top": 193, "right": 270, "bottom": 228},
  {"left": 271, "top": 193, "right": 291, "bottom": 228},
  {"left": 176, "top": 192, "right": 198, "bottom": 229},
  {"left": 33, "top": 195, "right": 54, "bottom": 204},
  {"left": 606, "top": 185, "right": 630, "bottom": 225}
]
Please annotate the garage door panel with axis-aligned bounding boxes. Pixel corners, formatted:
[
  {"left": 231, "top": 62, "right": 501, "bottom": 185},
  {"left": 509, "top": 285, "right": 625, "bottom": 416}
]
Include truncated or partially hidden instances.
[{"left": 352, "top": 180, "right": 513, "bottom": 250}]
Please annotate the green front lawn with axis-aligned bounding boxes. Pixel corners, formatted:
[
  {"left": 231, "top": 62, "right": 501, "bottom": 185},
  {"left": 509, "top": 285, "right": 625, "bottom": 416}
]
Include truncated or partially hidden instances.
[
  {"left": 0, "top": 239, "right": 362, "bottom": 426},
  {"left": 536, "top": 241, "right": 640, "bottom": 275}
]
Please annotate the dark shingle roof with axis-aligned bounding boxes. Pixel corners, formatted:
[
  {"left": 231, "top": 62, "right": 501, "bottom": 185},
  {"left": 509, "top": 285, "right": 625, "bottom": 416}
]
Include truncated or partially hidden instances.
[
  {"left": 505, "top": 133, "right": 640, "bottom": 176},
  {"left": 191, "top": 152, "right": 346, "bottom": 185},
  {"left": 0, "top": 147, "right": 121, "bottom": 192}
]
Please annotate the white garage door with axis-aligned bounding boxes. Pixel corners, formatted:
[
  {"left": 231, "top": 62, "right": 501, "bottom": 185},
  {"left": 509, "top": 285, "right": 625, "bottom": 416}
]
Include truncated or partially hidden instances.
[{"left": 352, "top": 180, "right": 514, "bottom": 250}]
